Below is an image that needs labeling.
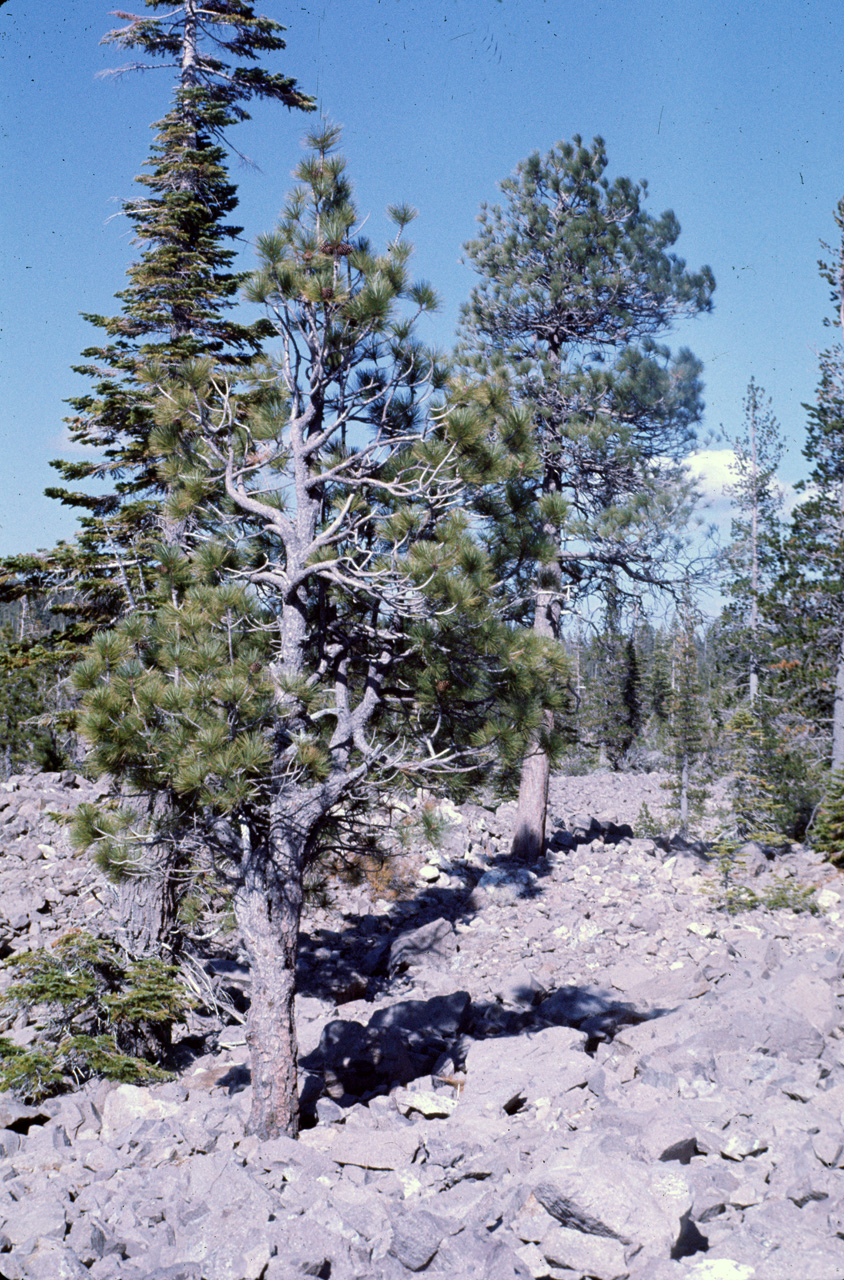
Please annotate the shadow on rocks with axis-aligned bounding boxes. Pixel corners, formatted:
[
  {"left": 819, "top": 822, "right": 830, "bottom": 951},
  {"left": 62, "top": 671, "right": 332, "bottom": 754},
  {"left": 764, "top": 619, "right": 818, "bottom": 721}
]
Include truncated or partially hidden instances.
[{"left": 203, "top": 822, "right": 673, "bottom": 1120}]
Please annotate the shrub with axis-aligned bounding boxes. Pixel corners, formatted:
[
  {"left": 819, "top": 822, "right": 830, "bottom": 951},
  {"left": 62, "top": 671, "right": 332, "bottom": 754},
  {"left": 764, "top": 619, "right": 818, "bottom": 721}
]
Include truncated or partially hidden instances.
[
  {"left": 0, "top": 931, "right": 191, "bottom": 1101},
  {"left": 811, "top": 767, "right": 844, "bottom": 864}
]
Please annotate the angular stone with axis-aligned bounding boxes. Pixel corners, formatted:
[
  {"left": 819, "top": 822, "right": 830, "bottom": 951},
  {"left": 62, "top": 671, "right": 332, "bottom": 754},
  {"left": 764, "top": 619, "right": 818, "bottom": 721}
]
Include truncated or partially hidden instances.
[
  {"left": 389, "top": 919, "right": 457, "bottom": 975},
  {"left": 317, "top": 1019, "right": 415, "bottom": 1099},
  {"left": 329, "top": 1125, "right": 421, "bottom": 1170},
  {"left": 461, "top": 1024, "right": 588, "bottom": 1115},
  {"left": 14, "top": 1240, "right": 89, "bottom": 1279},
  {"left": 389, "top": 1208, "right": 446, "bottom": 1271},
  {"left": 534, "top": 1155, "right": 691, "bottom": 1254},
  {"left": 201, "top": 1233, "right": 272, "bottom": 1280},
  {"left": 101, "top": 1084, "right": 182, "bottom": 1142},
  {"left": 368, "top": 990, "right": 472, "bottom": 1041},
  {"left": 541, "top": 1224, "right": 628, "bottom": 1279},
  {"left": 685, "top": 1262, "right": 756, "bottom": 1280},
  {"left": 394, "top": 1087, "right": 458, "bottom": 1118},
  {"left": 491, "top": 965, "right": 546, "bottom": 1007},
  {"left": 812, "top": 1127, "right": 844, "bottom": 1167},
  {"left": 2, "top": 1191, "right": 67, "bottom": 1244}
]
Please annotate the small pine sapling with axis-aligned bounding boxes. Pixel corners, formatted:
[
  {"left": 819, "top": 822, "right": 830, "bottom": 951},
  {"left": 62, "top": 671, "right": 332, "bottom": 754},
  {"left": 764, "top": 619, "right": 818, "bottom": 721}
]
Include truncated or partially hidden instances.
[
  {"left": 811, "top": 767, "right": 844, "bottom": 863},
  {"left": 0, "top": 931, "right": 191, "bottom": 1101}
]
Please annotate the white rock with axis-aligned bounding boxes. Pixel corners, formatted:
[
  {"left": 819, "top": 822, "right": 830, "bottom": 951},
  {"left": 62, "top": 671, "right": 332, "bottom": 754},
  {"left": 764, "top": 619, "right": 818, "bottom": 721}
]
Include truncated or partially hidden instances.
[
  {"left": 685, "top": 1261, "right": 755, "bottom": 1280},
  {"left": 101, "top": 1083, "right": 182, "bottom": 1141}
]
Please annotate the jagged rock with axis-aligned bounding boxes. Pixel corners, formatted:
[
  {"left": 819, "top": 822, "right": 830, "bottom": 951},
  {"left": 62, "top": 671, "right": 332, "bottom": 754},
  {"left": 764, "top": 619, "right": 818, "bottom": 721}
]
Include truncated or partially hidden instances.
[
  {"left": 533, "top": 1153, "right": 692, "bottom": 1254},
  {"left": 388, "top": 1207, "right": 448, "bottom": 1271},
  {"left": 540, "top": 1224, "right": 628, "bottom": 1278},
  {"left": 388, "top": 919, "right": 457, "bottom": 975},
  {"left": 1, "top": 766, "right": 844, "bottom": 1280}
]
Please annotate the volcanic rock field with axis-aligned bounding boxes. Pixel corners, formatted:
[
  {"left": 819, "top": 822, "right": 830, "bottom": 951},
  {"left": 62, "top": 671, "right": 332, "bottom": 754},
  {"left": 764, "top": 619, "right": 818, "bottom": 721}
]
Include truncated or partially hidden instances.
[{"left": 0, "top": 768, "right": 843, "bottom": 1279}]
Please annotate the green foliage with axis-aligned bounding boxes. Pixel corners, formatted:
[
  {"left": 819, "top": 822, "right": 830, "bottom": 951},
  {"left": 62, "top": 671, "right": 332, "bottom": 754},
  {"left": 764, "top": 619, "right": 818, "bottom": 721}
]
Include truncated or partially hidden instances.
[
  {"left": 456, "top": 136, "right": 712, "bottom": 836},
  {"left": 458, "top": 133, "right": 714, "bottom": 616},
  {"left": 0, "top": 599, "right": 77, "bottom": 777},
  {"left": 724, "top": 705, "right": 788, "bottom": 844},
  {"left": 70, "top": 125, "right": 554, "bottom": 951},
  {"left": 811, "top": 767, "right": 844, "bottom": 863},
  {"left": 708, "top": 834, "right": 819, "bottom": 916},
  {"left": 592, "top": 593, "right": 642, "bottom": 769},
  {"left": 417, "top": 802, "right": 451, "bottom": 849},
  {"left": 635, "top": 802, "right": 663, "bottom": 839},
  {"left": 755, "top": 200, "right": 844, "bottom": 774},
  {"left": 662, "top": 592, "right": 711, "bottom": 833},
  {"left": 0, "top": 932, "right": 191, "bottom": 1101},
  {"left": 0, "top": 2, "right": 314, "bottom": 704}
]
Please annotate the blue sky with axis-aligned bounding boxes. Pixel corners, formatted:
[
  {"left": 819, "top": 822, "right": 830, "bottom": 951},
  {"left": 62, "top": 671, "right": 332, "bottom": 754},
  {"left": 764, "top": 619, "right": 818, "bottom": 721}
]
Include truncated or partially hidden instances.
[{"left": 2, "top": 0, "right": 843, "bottom": 557}]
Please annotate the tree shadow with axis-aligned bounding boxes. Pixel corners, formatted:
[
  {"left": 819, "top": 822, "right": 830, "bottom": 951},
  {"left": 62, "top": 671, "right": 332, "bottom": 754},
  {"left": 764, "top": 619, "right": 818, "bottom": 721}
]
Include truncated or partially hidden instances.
[{"left": 193, "top": 814, "right": 678, "bottom": 1116}]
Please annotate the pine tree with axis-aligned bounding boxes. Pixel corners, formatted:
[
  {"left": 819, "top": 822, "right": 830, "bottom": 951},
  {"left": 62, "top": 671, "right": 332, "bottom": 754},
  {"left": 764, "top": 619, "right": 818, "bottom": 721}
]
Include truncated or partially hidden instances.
[
  {"left": 722, "top": 378, "right": 784, "bottom": 706},
  {"left": 458, "top": 135, "right": 714, "bottom": 859},
  {"left": 763, "top": 196, "right": 844, "bottom": 792},
  {"left": 72, "top": 126, "right": 561, "bottom": 1138}
]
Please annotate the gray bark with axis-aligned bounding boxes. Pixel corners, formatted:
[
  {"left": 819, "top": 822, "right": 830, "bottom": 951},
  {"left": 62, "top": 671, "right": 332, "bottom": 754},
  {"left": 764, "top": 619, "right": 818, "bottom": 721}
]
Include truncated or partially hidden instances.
[
  {"left": 679, "top": 754, "right": 689, "bottom": 834},
  {"left": 117, "top": 851, "right": 179, "bottom": 959},
  {"left": 511, "top": 510, "right": 561, "bottom": 862},
  {"left": 235, "top": 802, "right": 305, "bottom": 1139}
]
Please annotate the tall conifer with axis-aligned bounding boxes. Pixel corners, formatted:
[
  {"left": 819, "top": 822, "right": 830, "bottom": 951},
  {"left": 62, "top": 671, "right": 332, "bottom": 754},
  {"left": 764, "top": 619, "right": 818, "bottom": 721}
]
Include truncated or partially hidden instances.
[
  {"left": 4, "top": 2, "right": 314, "bottom": 636},
  {"left": 458, "top": 136, "right": 714, "bottom": 857},
  {"left": 767, "top": 197, "right": 844, "bottom": 772},
  {"left": 72, "top": 127, "right": 563, "bottom": 1136}
]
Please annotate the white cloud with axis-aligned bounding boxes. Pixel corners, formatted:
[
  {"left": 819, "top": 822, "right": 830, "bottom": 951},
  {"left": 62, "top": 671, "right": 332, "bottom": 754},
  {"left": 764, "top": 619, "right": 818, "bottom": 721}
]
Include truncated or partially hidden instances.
[{"left": 684, "top": 448, "right": 802, "bottom": 519}]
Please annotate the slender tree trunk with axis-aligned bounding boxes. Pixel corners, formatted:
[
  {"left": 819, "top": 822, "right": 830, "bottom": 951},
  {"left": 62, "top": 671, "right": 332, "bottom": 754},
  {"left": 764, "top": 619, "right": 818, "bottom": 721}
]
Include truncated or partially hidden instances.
[
  {"left": 236, "top": 792, "right": 307, "bottom": 1140},
  {"left": 679, "top": 753, "right": 689, "bottom": 834},
  {"left": 831, "top": 296, "right": 844, "bottom": 768},
  {"left": 833, "top": 619, "right": 844, "bottom": 771},
  {"left": 833, "top": 475, "right": 844, "bottom": 770},
  {"left": 749, "top": 397, "right": 760, "bottom": 707},
  {"left": 511, "top": 545, "right": 560, "bottom": 859},
  {"left": 512, "top": 732, "right": 551, "bottom": 860}
]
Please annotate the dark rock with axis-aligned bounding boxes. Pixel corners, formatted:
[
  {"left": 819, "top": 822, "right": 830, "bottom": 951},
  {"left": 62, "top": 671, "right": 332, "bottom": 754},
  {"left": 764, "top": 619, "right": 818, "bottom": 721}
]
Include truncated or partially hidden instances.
[
  {"left": 388, "top": 1208, "right": 447, "bottom": 1271},
  {"left": 388, "top": 919, "right": 457, "bottom": 975}
]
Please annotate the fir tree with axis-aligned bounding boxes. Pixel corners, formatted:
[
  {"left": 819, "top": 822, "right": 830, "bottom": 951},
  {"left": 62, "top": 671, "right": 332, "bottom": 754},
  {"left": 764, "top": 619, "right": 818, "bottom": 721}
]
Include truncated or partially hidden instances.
[
  {"left": 767, "top": 197, "right": 844, "bottom": 769},
  {"left": 0, "top": 3, "right": 313, "bottom": 954},
  {"left": 458, "top": 135, "right": 714, "bottom": 858},
  {"left": 72, "top": 126, "right": 562, "bottom": 1138},
  {"left": 722, "top": 378, "right": 784, "bottom": 707},
  {"left": 812, "top": 767, "right": 844, "bottom": 863},
  {"left": 2, "top": 1, "right": 314, "bottom": 634},
  {"left": 594, "top": 592, "right": 642, "bottom": 769}
]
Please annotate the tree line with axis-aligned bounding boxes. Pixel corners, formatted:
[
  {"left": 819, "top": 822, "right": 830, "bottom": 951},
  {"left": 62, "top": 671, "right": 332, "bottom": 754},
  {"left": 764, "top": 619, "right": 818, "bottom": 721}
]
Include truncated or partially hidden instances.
[{"left": 2, "top": 0, "right": 844, "bottom": 1137}]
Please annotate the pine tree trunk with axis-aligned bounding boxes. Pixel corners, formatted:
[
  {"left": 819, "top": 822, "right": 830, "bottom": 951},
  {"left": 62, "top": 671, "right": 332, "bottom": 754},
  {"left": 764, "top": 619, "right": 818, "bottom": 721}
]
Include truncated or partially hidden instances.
[
  {"left": 117, "top": 854, "right": 179, "bottom": 959},
  {"left": 236, "top": 803, "right": 305, "bottom": 1140},
  {"left": 832, "top": 627, "right": 844, "bottom": 770},
  {"left": 512, "top": 734, "right": 551, "bottom": 860},
  {"left": 679, "top": 753, "right": 689, "bottom": 834},
  {"left": 511, "top": 568, "right": 559, "bottom": 859}
]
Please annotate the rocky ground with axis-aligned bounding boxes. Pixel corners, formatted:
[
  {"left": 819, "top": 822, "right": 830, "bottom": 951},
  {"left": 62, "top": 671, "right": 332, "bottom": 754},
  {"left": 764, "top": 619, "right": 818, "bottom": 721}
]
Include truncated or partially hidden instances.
[{"left": 0, "top": 769, "right": 843, "bottom": 1279}]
